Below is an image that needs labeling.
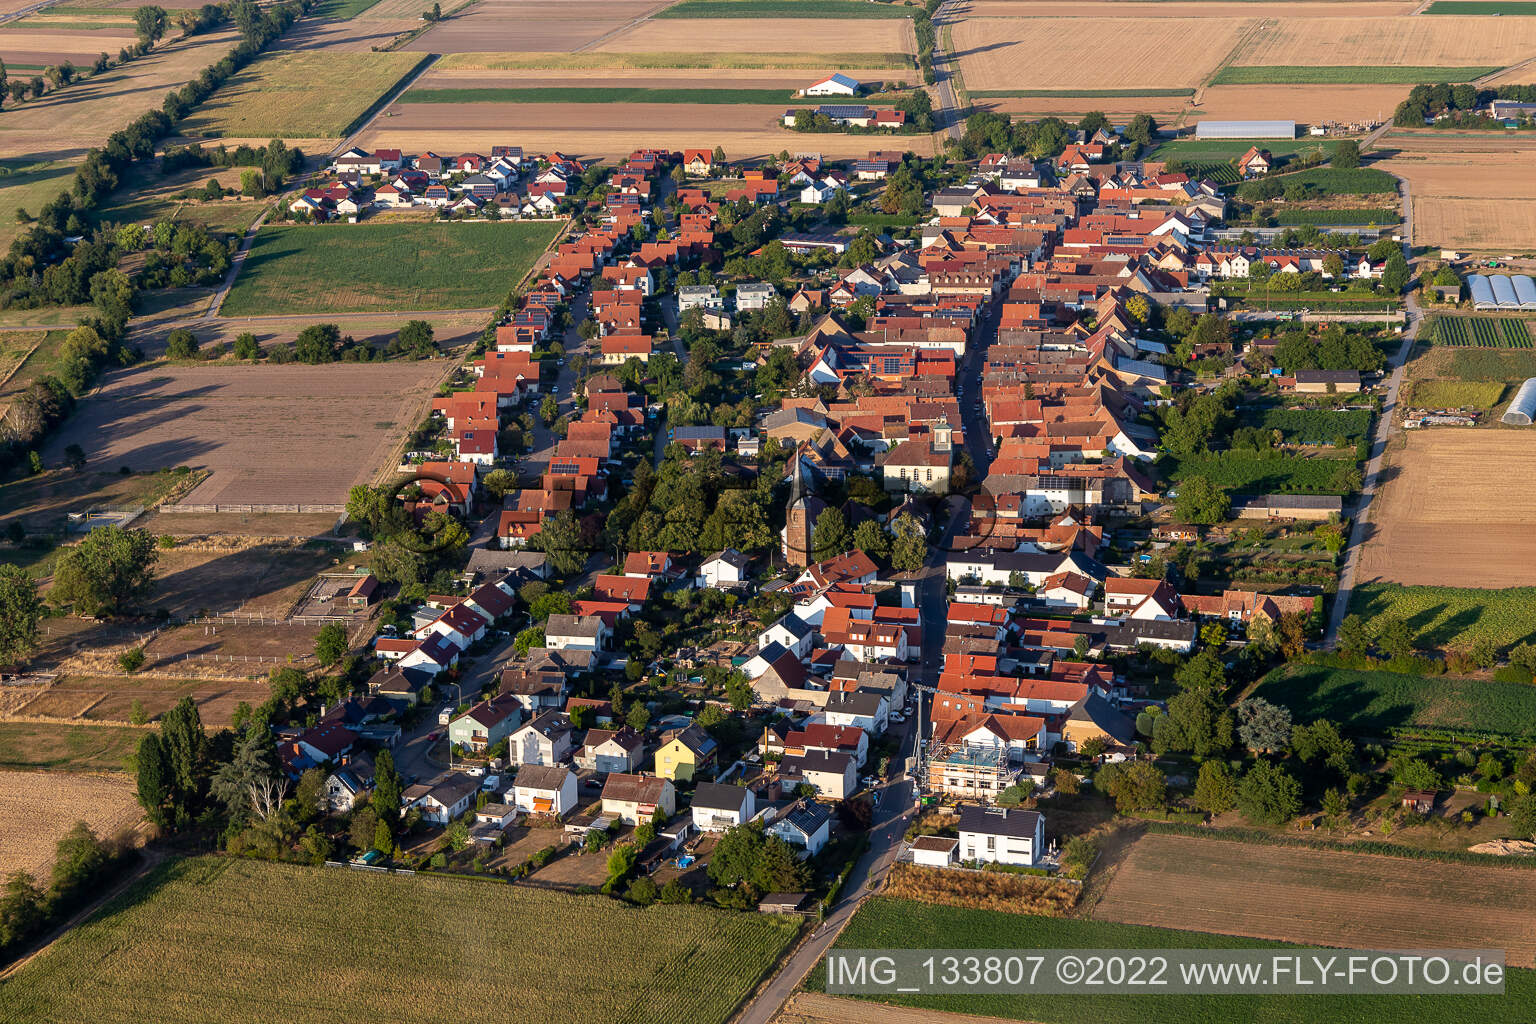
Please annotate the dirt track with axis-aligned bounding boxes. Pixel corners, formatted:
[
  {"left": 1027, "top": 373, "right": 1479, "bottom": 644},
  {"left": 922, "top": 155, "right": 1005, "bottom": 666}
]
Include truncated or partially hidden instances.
[{"left": 775, "top": 992, "right": 1015, "bottom": 1024}]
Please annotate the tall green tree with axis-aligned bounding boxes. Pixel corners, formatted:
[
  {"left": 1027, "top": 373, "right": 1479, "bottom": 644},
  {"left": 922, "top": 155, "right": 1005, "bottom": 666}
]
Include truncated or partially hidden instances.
[
  {"left": 373, "top": 748, "right": 403, "bottom": 827},
  {"left": 1236, "top": 759, "right": 1302, "bottom": 825},
  {"left": 1193, "top": 759, "right": 1237, "bottom": 815},
  {"left": 811, "top": 507, "right": 849, "bottom": 563},
  {"left": 531, "top": 509, "right": 586, "bottom": 574},
  {"left": 314, "top": 622, "right": 348, "bottom": 666},
  {"left": 0, "top": 564, "right": 42, "bottom": 664},
  {"left": 210, "top": 724, "right": 278, "bottom": 825},
  {"left": 889, "top": 513, "right": 927, "bottom": 573},
  {"left": 160, "top": 696, "right": 207, "bottom": 820},
  {"left": 1236, "top": 697, "right": 1292, "bottom": 754},
  {"left": 133, "top": 5, "right": 167, "bottom": 44},
  {"left": 1174, "top": 475, "right": 1229, "bottom": 525},
  {"left": 135, "top": 732, "right": 171, "bottom": 827},
  {"left": 49, "top": 525, "right": 157, "bottom": 617}
]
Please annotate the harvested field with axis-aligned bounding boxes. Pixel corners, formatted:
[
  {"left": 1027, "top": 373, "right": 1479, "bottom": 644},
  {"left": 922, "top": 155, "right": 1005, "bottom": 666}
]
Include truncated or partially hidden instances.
[
  {"left": 1190, "top": 84, "right": 1408, "bottom": 123},
  {"left": 0, "top": 857, "right": 804, "bottom": 1024},
  {"left": 220, "top": 221, "right": 562, "bottom": 315},
  {"left": 40, "top": 362, "right": 444, "bottom": 506},
  {"left": 150, "top": 539, "right": 338, "bottom": 617},
  {"left": 16, "top": 674, "right": 274, "bottom": 727},
  {"left": 883, "top": 862, "right": 1079, "bottom": 916},
  {"left": 180, "top": 51, "right": 428, "bottom": 139},
  {"left": 0, "top": 721, "right": 144, "bottom": 772},
  {"left": 1377, "top": 134, "right": 1536, "bottom": 248},
  {"left": 401, "top": 85, "right": 796, "bottom": 104},
  {"left": 1228, "top": 16, "right": 1536, "bottom": 67},
  {"left": 1412, "top": 198, "right": 1536, "bottom": 250},
  {"left": 406, "top": 0, "right": 671, "bottom": 52},
  {"left": 1095, "top": 833, "right": 1536, "bottom": 966},
  {"left": 977, "top": 95, "right": 1189, "bottom": 118},
  {"left": 358, "top": 104, "right": 930, "bottom": 160},
  {"left": 952, "top": 17, "right": 1248, "bottom": 91},
  {"left": 1357, "top": 430, "right": 1536, "bottom": 588},
  {"left": 596, "top": 16, "right": 914, "bottom": 53},
  {"left": 141, "top": 621, "right": 326, "bottom": 673},
  {"left": 416, "top": 66, "right": 912, "bottom": 89},
  {"left": 134, "top": 510, "right": 345, "bottom": 538},
  {"left": 657, "top": 0, "right": 916, "bottom": 16},
  {"left": 0, "top": 770, "right": 141, "bottom": 880},
  {"left": 270, "top": 14, "right": 420, "bottom": 52},
  {"left": 434, "top": 50, "right": 915, "bottom": 70},
  {"left": 961, "top": 1, "right": 1418, "bottom": 15}
]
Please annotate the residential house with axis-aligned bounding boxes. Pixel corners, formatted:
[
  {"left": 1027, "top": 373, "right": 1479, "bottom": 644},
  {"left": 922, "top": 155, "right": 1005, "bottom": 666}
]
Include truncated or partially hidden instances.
[
  {"left": 600, "top": 773, "right": 677, "bottom": 825},
  {"left": 678, "top": 285, "right": 724, "bottom": 311},
  {"left": 957, "top": 805, "right": 1045, "bottom": 867},
  {"left": 324, "top": 753, "right": 375, "bottom": 813},
  {"left": 690, "top": 782, "right": 757, "bottom": 831},
  {"left": 545, "top": 614, "right": 611, "bottom": 653},
  {"left": 654, "top": 724, "right": 718, "bottom": 783},
  {"left": 766, "top": 799, "right": 831, "bottom": 856},
  {"left": 736, "top": 282, "right": 778, "bottom": 311},
  {"left": 581, "top": 727, "right": 646, "bottom": 774},
  {"left": 820, "top": 688, "right": 888, "bottom": 735},
  {"left": 448, "top": 693, "right": 523, "bottom": 754},
  {"left": 778, "top": 749, "right": 857, "bottom": 799},
  {"left": 805, "top": 73, "right": 860, "bottom": 96},
  {"left": 699, "top": 548, "right": 750, "bottom": 589},
  {"left": 508, "top": 710, "right": 575, "bottom": 766},
  {"left": 1237, "top": 147, "right": 1272, "bottom": 178},
  {"left": 510, "top": 763, "right": 579, "bottom": 817},
  {"left": 402, "top": 772, "right": 481, "bottom": 825}
]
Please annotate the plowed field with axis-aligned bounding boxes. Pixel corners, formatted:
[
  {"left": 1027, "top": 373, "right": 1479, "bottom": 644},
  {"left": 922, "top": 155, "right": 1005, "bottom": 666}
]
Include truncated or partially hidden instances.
[{"left": 0, "top": 770, "right": 142, "bottom": 880}]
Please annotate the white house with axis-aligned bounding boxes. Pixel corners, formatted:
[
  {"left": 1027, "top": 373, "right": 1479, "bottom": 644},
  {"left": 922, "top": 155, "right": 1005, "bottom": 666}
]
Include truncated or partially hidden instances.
[
  {"left": 508, "top": 710, "right": 575, "bottom": 766},
  {"left": 767, "top": 800, "right": 831, "bottom": 856},
  {"left": 736, "top": 281, "right": 777, "bottom": 311},
  {"left": 910, "top": 835, "right": 960, "bottom": 868},
  {"left": 600, "top": 772, "right": 677, "bottom": 825},
  {"left": 544, "top": 614, "right": 610, "bottom": 652},
  {"left": 402, "top": 772, "right": 480, "bottom": 825},
  {"left": 800, "top": 177, "right": 846, "bottom": 204},
  {"left": 805, "top": 73, "right": 860, "bottom": 97},
  {"left": 957, "top": 805, "right": 1045, "bottom": 867},
  {"left": 678, "top": 285, "right": 723, "bottom": 311},
  {"left": 819, "top": 689, "right": 888, "bottom": 735},
  {"left": 690, "top": 781, "right": 757, "bottom": 832},
  {"left": 579, "top": 727, "right": 645, "bottom": 775},
  {"left": 779, "top": 750, "right": 857, "bottom": 800},
  {"left": 413, "top": 602, "right": 489, "bottom": 650},
  {"left": 698, "top": 548, "right": 749, "bottom": 589},
  {"left": 760, "top": 615, "right": 814, "bottom": 659},
  {"left": 510, "top": 763, "right": 579, "bottom": 817}
]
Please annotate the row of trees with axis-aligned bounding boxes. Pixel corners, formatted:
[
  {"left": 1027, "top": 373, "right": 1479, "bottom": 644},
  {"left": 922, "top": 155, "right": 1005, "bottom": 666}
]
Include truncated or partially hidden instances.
[{"left": 0, "top": 823, "right": 128, "bottom": 960}]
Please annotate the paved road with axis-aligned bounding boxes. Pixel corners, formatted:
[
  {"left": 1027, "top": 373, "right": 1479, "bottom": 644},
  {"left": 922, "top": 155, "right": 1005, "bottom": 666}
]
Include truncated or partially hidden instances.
[
  {"left": 929, "top": 0, "right": 967, "bottom": 143},
  {"left": 1324, "top": 177, "right": 1419, "bottom": 647}
]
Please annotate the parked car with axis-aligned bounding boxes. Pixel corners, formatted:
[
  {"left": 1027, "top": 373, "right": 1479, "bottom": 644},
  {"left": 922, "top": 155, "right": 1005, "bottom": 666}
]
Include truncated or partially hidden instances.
[
  {"left": 481, "top": 774, "right": 501, "bottom": 791},
  {"left": 465, "top": 766, "right": 485, "bottom": 778},
  {"left": 426, "top": 731, "right": 441, "bottom": 743},
  {"left": 860, "top": 775, "right": 878, "bottom": 787}
]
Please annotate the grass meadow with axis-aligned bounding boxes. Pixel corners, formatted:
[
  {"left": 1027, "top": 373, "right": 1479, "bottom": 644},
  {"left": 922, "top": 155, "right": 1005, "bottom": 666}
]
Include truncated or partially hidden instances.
[
  {"left": 1255, "top": 661, "right": 1536, "bottom": 740},
  {"left": 0, "top": 721, "right": 143, "bottom": 773},
  {"left": 812, "top": 898, "right": 1535, "bottom": 1024},
  {"left": 0, "top": 857, "right": 802, "bottom": 1024},
  {"left": 219, "top": 221, "right": 562, "bottom": 315},
  {"left": 1405, "top": 378, "right": 1507, "bottom": 408}
]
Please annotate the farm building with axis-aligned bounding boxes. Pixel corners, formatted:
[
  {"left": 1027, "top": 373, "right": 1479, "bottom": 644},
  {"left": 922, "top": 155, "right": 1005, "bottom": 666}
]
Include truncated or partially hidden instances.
[
  {"left": 1504, "top": 378, "right": 1536, "bottom": 426},
  {"left": 1231, "top": 494, "right": 1343, "bottom": 521},
  {"left": 1292, "top": 369, "right": 1361, "bottom": 393},
  {"left": 1468, "top": 274, "right": 1536, "bottom": 311},
  {"left": 1195, "top": 120, "right": 1296, "bottom": 140},
  {"left": 804, "top": 73, "right": 860, "bottom": 97}
]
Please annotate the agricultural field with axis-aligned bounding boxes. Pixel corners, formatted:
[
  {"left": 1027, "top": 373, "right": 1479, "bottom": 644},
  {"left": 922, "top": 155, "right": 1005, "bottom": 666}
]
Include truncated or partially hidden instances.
[
  {"left": 40, "top": 362, "right": 444, "bottom": 506},
  {"left": 1405, "top": 378, "right": 1507, "bottom": 408},
  {"left": 0, "top": 770, "right": 141, "bottom": 880},
  {"left": 1226, "top": 16, "right": 1536, "bottom": 69},
  {"left": 1096, "top": 833, "right": 1536, "bottom": 966},
  {"left": 595, "top": 16, "right": 913, "bottom": 53},
  {"left": 1424, "top": 1, "right": 1536, "bottom": 12},
  {"left": 1356, "top": 431, "right": 1536, "bottom": 588},
  {"left": 812, "top": 897, "right": 1536, "bottom": 1024},
  {"left": 1270, "top": 208, "right": 1398, "bottom": 226},
  {"left": 404, "top": 0, "right": 673, "bottom": 53},
  {"left": 0, "top": 857, "right": 802, "bottom": 1024},
  {"left": 1256, "top": 661, "right": 1536, "bottom": 738},
  {"left": 178, "top": 51, "right": 428, "bottom": 140},
  {"left": 965, "top": 1, "right": 1420, "bottom": 16},
  {"left": 1351, "top": 580, "right": 1536, "bottom": 650},
  {"left": 95, "top": 162, "right": 271, "bottom": 238},
  {"left": 1188, "top": 84, "right": 1410, "bottom": 124},
  {"left": 952, "top": 17, "right": 1247, "bottom": 92},
  {"left": 1150, "top": 137, "right": 1338, "bottom": 163},
  {"left": 1378, "top": 133, "right": 1536, "bottom": 250},
  {"left": 1427, "top": 316, "right": 1535, "bottom": 348},
  {"left": 400, "top": 86, "right": 796, "bottom": 104},
  {"left": 433, "top": 51, "right": 915, "bottom": 70},
  {"left": 220, "top": 221, "right": 561, "bottom": 315},
  {"left": 0, "top": 721, "right": 144, "bottom": 773},
  {"left": 1443, "top": 345, "right": 1536, "bottom": 380},
  {"left": 1210, "top": 65, "right": 1497, "bottom": 84},
  {"left": 1166, "top": 450, "right": 1359, "bottom": 495},
  {"left": 657, "top": 0, "right": 915, "bottom": 15},
  {"left": 0, "top": 158, "right": 77, "bottom": 250},
  {"left": 150, "top": 539, "right": 338, "bottom": 618},
  {"left": 1271, "top": 167, "right": 1399, "bottom": 196}
]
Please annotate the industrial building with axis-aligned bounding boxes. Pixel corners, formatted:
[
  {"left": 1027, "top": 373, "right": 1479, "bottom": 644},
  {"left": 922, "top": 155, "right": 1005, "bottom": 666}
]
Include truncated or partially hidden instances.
[
  {"left": 1505, "top": 378, "right": 1536, "bottom": 426},
  {"left": 1467, "top": 274, "right": 1536, "bottom": 311},
  {"left": 1194, "top": 120, "right": 1296, "bottom": 140}
]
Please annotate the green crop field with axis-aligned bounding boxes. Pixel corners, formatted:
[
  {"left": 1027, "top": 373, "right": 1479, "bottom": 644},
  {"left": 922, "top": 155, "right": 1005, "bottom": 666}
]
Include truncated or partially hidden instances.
[
  {"left": 1167, "top": 450, "right": 1358, "bottom": 494},
  {"left": 220, "top": 221, "right": 563, "bottom": 315},
  {"left": 1271, "top": 208, "right": 1399, "bottom": 226},
  {"left": 1255, "top": 662, "right": 1536, "bottom": 740},
  {"left": 1349, "top": 582, "right": 1536, "bottom": 651},
  {"left": 1273, "top": 167, "right": 1399, "bottom": 196},
  {"left": 1424, "top": 1, "right": 1536, "bottom": 12},
  {"left": 1405, "top": 378, "right": 1506, "bottom": 408},
  {"left": 180, "top": 51, "right": 428, "bottom": 139},
  {"left": 400, "top": 86, "right": 795, "bottom": 105},
  {"left": 0, "top": 721, "right": 142, "bottom": 772},
  {"left": 1180, "top": 160, "right": 1241, "bottom": 184},
  {"left": 969, "top": 88, "right": 1194, "bottom": 98},
  {"left": 1245, "top": 407, "right": 1373, "bottom": 443},
  {"left": 812, "top": 898, "right": 1535, "bottom": 1024},
  {"left": 311, "top": 0, "right": 385, "bottom": 17},
  {"left": 1211, "top": 66, "right": 1498, "bottom": 85},
  {"left": 656, "top": 0, "right": 915, "bottom": 16},
  {"left": 1447, "top": 346, "right": 1536, "bottom": 379},
  {"left": 1150, "top": 138, "right": 1336, "bottom": 162},
  {"left": 1428, "top": 316, "right": 1535, "bottom": 348},
  {"left": 0, "top": 857, "right": 801, "bottom": 1024}
]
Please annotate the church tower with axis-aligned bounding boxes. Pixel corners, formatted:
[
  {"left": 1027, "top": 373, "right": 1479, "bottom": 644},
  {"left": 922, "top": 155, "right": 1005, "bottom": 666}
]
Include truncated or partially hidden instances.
[{"left": 781, "top": 449, "right": 826, "bottom": 567}]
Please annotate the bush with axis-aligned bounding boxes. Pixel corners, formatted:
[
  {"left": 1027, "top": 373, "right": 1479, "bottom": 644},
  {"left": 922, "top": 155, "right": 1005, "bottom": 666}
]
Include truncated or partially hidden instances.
[
  {"left": 117, "top": 647, "right": 146, "bottom": 673},
  {"left": 164, "top": 329, "right": 199, "bottom": 360},
  {"left": 624, "top": 877, "right": 658, "bottom": 905}
]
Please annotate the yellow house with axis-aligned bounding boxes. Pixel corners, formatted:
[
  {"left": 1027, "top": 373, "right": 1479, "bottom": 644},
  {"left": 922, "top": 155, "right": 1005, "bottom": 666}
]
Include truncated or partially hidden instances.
[{"left": 654, "top": 724, "right": 718, "bottom": 783}]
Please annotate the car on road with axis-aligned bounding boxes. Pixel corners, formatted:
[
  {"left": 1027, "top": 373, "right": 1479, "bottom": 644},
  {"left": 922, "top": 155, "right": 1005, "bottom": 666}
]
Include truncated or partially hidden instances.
[
  {"left": 890, "top": 712, "right": 905, "bottom": 723},
  {"left": 465, "top": 766, "right": 485, "bottom": 778},
  {"left": 861, "top": 775, "right": 879, "bottom": 787},
  {"left": 426, "top": 731, "right": 441, "bottom": 743}
]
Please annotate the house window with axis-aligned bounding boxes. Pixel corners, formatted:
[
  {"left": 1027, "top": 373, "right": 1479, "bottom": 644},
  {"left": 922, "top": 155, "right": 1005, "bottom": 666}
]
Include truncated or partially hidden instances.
[{"left": 986, "top": 836, "right": 995, "bottom": 851}]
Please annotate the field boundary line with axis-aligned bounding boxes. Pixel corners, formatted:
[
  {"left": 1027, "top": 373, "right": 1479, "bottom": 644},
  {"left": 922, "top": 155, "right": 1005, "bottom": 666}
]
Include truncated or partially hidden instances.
[
  {"left": 1182, "top": 15, "right": 1269, "bottom": 122},
  {"left": 330, "top": 53, "right": 443, "bottom": 159},
  {"left": 572, "top": 0, "right": 683, "bottom": 54},
  {"left": 0, "top": 334, "right": 47, "bottom": 392}
]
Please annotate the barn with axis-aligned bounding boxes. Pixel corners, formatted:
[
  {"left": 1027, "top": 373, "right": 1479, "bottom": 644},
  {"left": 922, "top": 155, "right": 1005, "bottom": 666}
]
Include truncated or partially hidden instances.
[
  {"left": 805, "top": 73, "right": 860, "bottom": 97},
  {"left": 1468, "top": 274, "right": 1536, "bottom": 311},
  {"left": 1504, "top": 378, "right": 1536, "bottom": 426},
  {"left": 1195, "top": 120, "right": 1296, "bottom": 140}
]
